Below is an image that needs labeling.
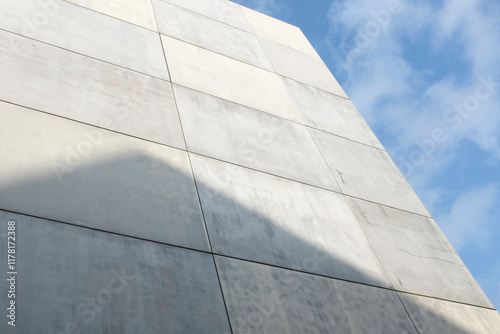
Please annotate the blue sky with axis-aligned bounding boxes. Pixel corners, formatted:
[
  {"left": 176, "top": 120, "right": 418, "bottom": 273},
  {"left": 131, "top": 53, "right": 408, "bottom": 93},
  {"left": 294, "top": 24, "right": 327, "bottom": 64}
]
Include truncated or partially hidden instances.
[{"left": 235, "top": 0, "right": 500, "bottom": 309}]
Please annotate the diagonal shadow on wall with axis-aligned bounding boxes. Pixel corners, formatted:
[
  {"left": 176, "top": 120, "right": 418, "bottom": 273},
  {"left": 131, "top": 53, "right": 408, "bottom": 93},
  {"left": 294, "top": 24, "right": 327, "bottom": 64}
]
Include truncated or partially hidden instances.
[{"left": 0, "top": 120, "right": 498, "bottom": 333}]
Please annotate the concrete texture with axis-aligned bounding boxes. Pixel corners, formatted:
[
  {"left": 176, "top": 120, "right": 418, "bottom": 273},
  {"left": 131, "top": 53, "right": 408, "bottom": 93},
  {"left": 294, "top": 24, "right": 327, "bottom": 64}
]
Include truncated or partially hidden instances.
[
  {"left": 400, "top": 293, "right": 500, "bottom": 334},
  {"left": 163, "top": 0, "right": 252, "bottom": 32},
  {"left": 162, "top": 35, "right": 303, "bottom": 123},
  {"left": 261, "top": 38, "right": 348, "bottom": 97},
  {"left": 0, "top": 0, "right": 168, "bottom": 80},
  {"left": 1, "top": 1, "right": 498, "bottom": 332},
  {"left": 283, "top": 77, "right": 383, "bottom": 148},
  {"left": 0, "top": 210, "right": 231, "bottom": 334},
  {"left": 0, "top": 101, "right": 209, "bottom": 251},
  {"left": 215, "top": 256, "right": 418, "bottom": 334},
  {"left": 0, "top": 29, "right": 184, "bottom": 149},
  {"left": 191, "top": 154, "right": 390, "bottom": 287},
  {"left": 348, "top": 197, "right": 493, "bottom": 308},
  {"left": 65, "top": 0, "right": 158, "bottom": 31},
  {"left": 153, "top": 1, "right": 274, "bottom": 71},
  {"left": 310, "top": 128, "right": 430, "bottom": 216},
  {"left": 240, "top": 5, "right": 319, "bottom": 58},
  {"left": 174, "top": 85, "right": 339, "bottom": 191}
]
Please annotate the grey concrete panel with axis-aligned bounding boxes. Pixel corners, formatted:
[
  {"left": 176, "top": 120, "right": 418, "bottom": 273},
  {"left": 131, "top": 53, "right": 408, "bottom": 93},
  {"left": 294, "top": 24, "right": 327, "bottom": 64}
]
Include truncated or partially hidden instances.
[
  {"left": 162, "top": 35, "right": 303, "bottom": 123},
  {"left": 65, "top": 0, "right": 158, "bottom": 30},
  {"left": 215, "top": 256, "right": 417, "bottom": 334},
  {"left": 0, "top": 211, "right": 231, "bottom": 333},
  {"left": 0, "top": 102, "right": 209, "bottom": 251},
  {"left": 153, "top": 1, "right": 274, "bottom": 71},
  {"left": 310, "top": 128, "right": 430, "bottom": 216},
  {"left": 174, "top": 85, "right": 339, "bottom": 192},
  {"left": 191, "top": 155, "right": 390, "bottom": 287},
  {"left": 240, "top": 5, "right": 320, "bottom": 58},
  {"left": 261, "top": 38, "right": 348, "bottom": 97},
  {"left": 348, "top": 198, "right": 493, "bottom": 308},
  {"left": 399, "top": 293, "right": 500, "bottom": 334},
  {"left": 0, "top": 30, "right": 185, "bottom": 149},
  {"left": 283, "top": 77, "right": 383, "bottom": 149},
  {"left": 163, "top": 0, "right": 252, "bottom": 32},
  {"left": 0, "top": 0, "right": 168, "bottom": 79}
]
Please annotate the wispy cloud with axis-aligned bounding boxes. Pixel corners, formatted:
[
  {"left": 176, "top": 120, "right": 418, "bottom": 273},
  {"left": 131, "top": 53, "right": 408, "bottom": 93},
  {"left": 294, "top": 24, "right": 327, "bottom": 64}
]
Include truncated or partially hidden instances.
[
  {"left": 325, "top": 0, "right": 500, "bottom": 201},
  {"left": 436, "top": 184, "right": 498, "bottom": 251}
]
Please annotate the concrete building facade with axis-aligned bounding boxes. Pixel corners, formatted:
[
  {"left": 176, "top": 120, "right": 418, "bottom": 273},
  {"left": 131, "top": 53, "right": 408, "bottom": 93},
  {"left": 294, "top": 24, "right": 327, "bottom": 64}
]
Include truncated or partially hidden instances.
[{"left": 0, "top": 0, "right": 499, "bottom": 333}]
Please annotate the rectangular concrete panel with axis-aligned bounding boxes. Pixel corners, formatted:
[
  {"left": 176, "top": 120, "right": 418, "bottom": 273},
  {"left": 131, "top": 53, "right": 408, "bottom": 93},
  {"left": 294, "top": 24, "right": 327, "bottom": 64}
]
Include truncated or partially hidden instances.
[
  {"left": 174, "top": 85, "right": 339, "bottom": 191},
  {"left": 0, "top": 0, "right": 168, "bottom": 79},
  {"left": 0, "top": 30, "right": 184, "bottom": 149},
  {"left": 153, "top": 1, "right": 274, "bottom": 71},
  {"left": 240, "top": 5, "right": 319, "bottom": 58},
  {"left": 310, "top": 128, "right": 430, "bottom": 216},
  {"left": 399, "top": 293, "right": 500, "bottom": 334},
  {"left": 191, "top": 154, "right": 390, "bottom": 287},
  {"left": 0, "top": 211, "right": 231, "bottom": 333},
  {"left": 261, "top": 38, "right": 348, "bottom": 97},
  {"left": 162, "top": 35, "right": 303, "bottom": 123},
  {"left": 0, "top": 102, "right": 209, "bottom": 251},
  {"left": 348, "top": 197, "right": 493, "bottom": 308},
  {"left": 215, "top": 256, "right": 418, "bottom": 334},
  {"left": 283, "top": 77, "right": 383, "bottom": 149},
  {"left": 65, "top": 0, "right": 158, "bottom": 31},
  {"left": 163, "top": 0, "right": 252, "bottom": 32}
]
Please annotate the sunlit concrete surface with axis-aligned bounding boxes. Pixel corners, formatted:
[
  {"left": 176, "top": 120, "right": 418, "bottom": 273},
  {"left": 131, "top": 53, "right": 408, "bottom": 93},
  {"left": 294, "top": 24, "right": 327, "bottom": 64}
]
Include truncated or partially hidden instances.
[
  {"left": 162, "top": 35, "right": 303, "bottom": 123},
  {"left": 191, "top": 154, "right": 389, "bottom": 287},
  {"left": 283, "top": 77, "right": 383, "bottom": 148},
  {"left": 163, "top": 0, "right": 253, "bottom": 32},
  {"left": 153, "top": 1, "right": 274, "bottom": 71},
  {"left": 0, "top": 30, "right": 184, "bottom": 148},
  {"left": 174, "top": 85, "right": 338, "bottom": 191},
  {"left": 310, "top": 127, "right": 430, "bottom": 216},
  {"left": 240, "top": 5, "right": 320, "bottom": 58},
  {"left": 65, "top": 0, "right": 158, "bottom": 31},
  {"left": 0, "top": 0, "right": 498, "bottom": 333},
  {"left": 260, "top": 38, "right": 346, "bottom": 95},
  {"left": 0, "top": 0, "right": 168, "bottom": 79},
  {"left": 399, "top": 293, "right": 500, "bottom": 334},
  {"left": 348, "top": 197, "right": 493, "bottom": 308}
]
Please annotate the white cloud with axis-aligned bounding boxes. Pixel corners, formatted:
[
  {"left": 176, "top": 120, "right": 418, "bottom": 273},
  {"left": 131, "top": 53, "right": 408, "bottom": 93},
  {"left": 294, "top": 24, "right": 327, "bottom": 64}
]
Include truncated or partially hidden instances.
[
  {"left": 435, "top": 0, "right": 500, "bottom": 72},
  {"left": 325, "top": 0, "right": 500, "bottom": 197},
  {"left": 436, "top": 184, "right": 498, "bottom": 251}
]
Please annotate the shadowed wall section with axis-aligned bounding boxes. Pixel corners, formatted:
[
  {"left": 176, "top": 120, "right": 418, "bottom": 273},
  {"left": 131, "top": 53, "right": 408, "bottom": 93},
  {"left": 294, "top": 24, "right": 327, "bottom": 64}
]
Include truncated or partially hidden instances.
[{"left": 0, "top": 0, "right": 499, "bottom": 333}]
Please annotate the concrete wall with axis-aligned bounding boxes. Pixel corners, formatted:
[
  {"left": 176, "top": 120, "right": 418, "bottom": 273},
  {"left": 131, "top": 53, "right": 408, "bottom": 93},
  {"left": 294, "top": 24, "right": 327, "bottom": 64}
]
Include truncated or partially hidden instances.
[{"left": 0, "top": 0, "right": 499, "bottom": 333}]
